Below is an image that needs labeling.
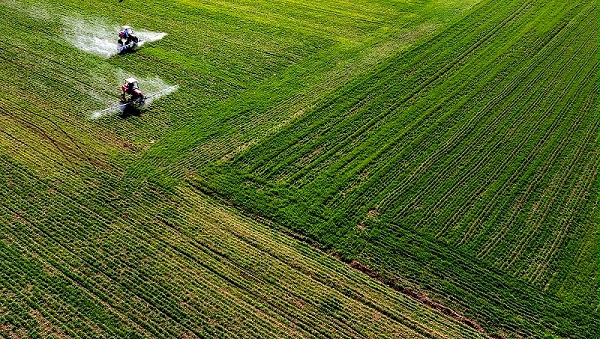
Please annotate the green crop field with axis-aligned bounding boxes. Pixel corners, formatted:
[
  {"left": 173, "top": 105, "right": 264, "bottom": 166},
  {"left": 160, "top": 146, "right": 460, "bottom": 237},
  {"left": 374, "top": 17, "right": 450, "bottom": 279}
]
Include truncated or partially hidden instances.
[{"left": 0, "top": 0, "right": 597, "bottom": 337}]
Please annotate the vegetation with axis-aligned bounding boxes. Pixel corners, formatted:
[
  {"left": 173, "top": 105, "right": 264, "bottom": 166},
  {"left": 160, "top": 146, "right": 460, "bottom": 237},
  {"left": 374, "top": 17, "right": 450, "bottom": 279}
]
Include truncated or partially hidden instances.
[{"left": 0, "top": 0, "right": 597, "bottom": 337}]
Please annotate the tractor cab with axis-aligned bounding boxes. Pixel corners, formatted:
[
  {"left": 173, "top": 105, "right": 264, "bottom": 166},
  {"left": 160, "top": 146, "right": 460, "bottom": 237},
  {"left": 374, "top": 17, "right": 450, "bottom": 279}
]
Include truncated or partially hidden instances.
[
  {"left": 120, "top": 26, "right": 134, "bottom": 38},
  {"left": 123, "top": 78, "right": 139, "bottom": 92}
]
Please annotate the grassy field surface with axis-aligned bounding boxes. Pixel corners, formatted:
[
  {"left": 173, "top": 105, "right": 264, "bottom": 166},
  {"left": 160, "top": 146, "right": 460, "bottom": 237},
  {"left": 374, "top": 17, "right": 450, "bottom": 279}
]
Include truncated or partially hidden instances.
[
  {"left": 0, "top": 156, "right": 487, "bottom": 337},
  {"left": 0, "top": 0, "right": 597, "bottom": 337},
  {"left": 190, "top": 0, "right": 599, "bottom": 335}
]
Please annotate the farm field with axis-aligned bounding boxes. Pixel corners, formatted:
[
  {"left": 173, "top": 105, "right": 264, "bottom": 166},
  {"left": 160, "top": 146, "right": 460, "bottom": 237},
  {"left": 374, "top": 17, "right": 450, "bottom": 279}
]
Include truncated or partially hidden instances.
[
  {"left": 0, "top": 159, "right": 487, "bottom": 338},
  {"left": 0, "top": 0, "right": 598, "bottom": 338}
]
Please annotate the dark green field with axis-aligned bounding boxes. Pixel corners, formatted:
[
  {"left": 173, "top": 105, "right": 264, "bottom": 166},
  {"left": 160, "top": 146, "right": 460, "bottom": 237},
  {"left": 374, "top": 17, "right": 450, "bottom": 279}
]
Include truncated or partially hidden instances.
[{"left": 0, "top": 0, "right": 597, "bottom": 337}]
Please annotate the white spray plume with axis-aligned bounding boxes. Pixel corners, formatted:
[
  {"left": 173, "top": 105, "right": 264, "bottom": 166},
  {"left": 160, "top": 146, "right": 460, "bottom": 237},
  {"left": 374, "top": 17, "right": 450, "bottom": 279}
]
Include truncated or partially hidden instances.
[
  {"left": 90, "top": 72, "right": 178, "bottom": 120},
  {"left": 63, "top": 17, "right": 167, "bottom": 58}
]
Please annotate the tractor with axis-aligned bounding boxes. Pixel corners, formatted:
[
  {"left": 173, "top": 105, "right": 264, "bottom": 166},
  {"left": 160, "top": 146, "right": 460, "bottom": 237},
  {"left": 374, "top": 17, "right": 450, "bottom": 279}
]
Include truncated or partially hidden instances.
[
  {"left": 120, "top": 78, "right": 145, "bottom": 107},
  {"left": 117, "top": 26, "right": 139, "bottom": 54}
]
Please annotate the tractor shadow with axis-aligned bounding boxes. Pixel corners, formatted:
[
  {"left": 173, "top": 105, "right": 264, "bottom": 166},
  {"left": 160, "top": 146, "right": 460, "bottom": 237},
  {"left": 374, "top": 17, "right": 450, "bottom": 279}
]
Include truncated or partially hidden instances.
[
  {"left": 119, "top": 104, "right": 143, "bottom": 118},
  {"left": 117, "top": 48, "right": 137, "bottom": 56}
]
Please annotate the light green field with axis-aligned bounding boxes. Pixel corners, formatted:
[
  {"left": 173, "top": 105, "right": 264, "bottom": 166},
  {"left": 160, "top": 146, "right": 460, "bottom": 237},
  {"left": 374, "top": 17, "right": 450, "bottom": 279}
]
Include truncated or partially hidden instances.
[{"left": 0, "top": 0, "right": 597, "bottom": 337}]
